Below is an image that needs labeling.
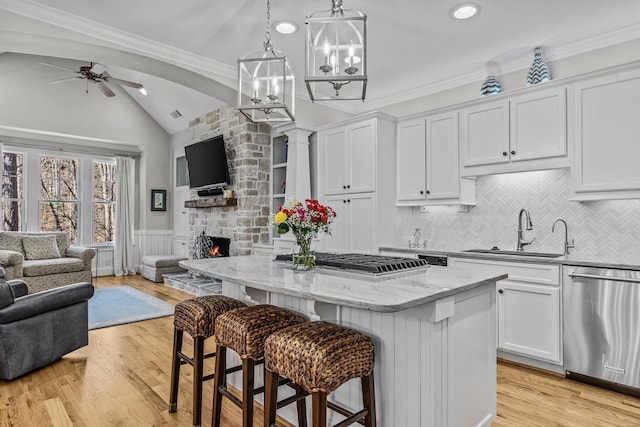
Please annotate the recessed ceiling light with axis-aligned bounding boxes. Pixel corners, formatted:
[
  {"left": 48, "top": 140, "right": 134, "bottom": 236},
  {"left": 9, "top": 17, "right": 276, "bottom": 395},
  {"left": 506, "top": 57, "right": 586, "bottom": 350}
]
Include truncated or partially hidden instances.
[
  {"left": 273, "top": 20, "right": 298, "bottom": 35},
  {"left": 451, "top": 3, "right": 480, "bottom": 20}
]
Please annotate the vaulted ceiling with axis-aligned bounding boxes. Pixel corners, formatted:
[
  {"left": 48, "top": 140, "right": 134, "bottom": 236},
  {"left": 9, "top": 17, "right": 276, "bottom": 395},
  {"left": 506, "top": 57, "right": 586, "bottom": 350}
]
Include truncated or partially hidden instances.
[{"left": 1, "top": 0, "right": 639, "bottom": 134}]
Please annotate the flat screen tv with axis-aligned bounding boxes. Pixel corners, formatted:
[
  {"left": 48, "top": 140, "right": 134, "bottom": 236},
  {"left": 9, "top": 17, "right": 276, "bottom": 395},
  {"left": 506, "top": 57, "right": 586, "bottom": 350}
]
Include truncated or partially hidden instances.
[{"left": 184, "top": 136, "right": 231, "bottom": 189}]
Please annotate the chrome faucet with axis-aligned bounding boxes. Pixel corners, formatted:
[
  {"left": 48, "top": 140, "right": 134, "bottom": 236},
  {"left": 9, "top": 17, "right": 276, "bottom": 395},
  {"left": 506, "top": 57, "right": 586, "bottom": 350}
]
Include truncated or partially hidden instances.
[
  {"left": 552, "top": 218, "right": 575, "bottom": 256},
  {"left": 517, "top": 208, "right": 534, "bottom": 251}
]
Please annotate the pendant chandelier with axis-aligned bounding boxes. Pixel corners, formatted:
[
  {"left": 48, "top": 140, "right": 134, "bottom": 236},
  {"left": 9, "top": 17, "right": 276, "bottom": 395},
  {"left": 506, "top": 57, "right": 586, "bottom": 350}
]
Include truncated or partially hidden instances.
[
  {"left": 237, "top": 0, "right": 295, "bottom": 122},
  {"left": 304, "top": 0, "right": 367, "bottom": 102}
]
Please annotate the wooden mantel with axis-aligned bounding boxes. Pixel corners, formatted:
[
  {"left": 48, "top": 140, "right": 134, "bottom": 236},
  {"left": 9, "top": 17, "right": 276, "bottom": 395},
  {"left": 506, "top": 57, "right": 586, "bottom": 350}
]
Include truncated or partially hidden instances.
[{"left": 184, "top": 198, "right": 238, "bottom": 208}]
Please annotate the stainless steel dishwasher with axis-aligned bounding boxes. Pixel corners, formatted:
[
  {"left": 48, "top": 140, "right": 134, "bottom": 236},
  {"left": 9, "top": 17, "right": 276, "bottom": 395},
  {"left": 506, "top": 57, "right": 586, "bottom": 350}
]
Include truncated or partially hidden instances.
[{"left": 563, "top": 266, "right": 640, "bottom": 397}]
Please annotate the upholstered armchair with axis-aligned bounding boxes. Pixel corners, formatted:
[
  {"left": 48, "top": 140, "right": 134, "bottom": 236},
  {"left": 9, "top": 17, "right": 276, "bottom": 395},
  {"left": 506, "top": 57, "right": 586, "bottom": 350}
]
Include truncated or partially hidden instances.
[{"left": 0, "top": 268, "right": 94, "bottom": 380}]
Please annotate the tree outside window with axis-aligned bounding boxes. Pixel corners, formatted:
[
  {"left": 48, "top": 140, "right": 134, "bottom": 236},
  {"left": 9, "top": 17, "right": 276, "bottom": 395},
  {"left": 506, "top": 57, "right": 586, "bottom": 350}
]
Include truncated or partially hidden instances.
[
  {"left": 93, "top": 161, "right": 116, "bottom": 244},
  {"left": 39, "top": 156, "right": 79, "bottom": 243},
  {"left": 1, "top": 152, "right": 24, "bottom": 231}
]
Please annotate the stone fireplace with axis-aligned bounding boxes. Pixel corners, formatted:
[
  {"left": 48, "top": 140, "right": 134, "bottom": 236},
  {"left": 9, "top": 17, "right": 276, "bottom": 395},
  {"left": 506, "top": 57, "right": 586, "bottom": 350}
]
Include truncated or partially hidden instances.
[
  {"left": 186, "top": 106, "right": 272, "bottom": 256},
  {"left": 193, "top": 232, "right": 231, "bottom": 258}
]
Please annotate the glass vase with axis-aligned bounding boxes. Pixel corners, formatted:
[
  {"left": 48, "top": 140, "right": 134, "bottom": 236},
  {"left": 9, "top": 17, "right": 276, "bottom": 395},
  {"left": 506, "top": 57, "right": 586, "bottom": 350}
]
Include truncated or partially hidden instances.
[{"left": 293, "top": 232, "right": 315, "bottom": 270}]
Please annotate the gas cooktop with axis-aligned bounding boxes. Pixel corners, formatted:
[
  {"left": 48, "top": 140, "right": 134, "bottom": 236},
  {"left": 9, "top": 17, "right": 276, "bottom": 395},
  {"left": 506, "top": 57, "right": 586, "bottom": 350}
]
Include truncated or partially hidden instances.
[{"left": 274, "top": 252, "right": 429, "bottom": 275}]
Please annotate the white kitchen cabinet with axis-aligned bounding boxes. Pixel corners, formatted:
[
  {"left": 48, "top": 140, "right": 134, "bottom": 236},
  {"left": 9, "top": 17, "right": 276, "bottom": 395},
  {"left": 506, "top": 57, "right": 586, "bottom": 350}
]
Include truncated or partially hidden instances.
[
  {"left": 396, "top": 112, "right": 475, "bottom": 205},
  {"left": 449, "top": 257, "right": 562, "bottom": 366},
  {"left": 322, "top": 119, "right": 376, "bottom": 196},
  {"left": 172, "top": 147, "right": 190, "bottom": 256},
  {"left": 461, "top": 87, "right": 568, "bottom": 176},
  {"left": 317, "top": 112, "right": 397, "bottom": 253},
  {"left": 497, "top": 280, "right": 561, "bottom": 362},
  {"left": 324, "top": 193, "right": 375, "bottom": 253},
  {"left": 396, "top": 117, "right": 426, "bottom": 202},
  {"left": 571, "top": 68, "right": 640, "bottom": 200}
]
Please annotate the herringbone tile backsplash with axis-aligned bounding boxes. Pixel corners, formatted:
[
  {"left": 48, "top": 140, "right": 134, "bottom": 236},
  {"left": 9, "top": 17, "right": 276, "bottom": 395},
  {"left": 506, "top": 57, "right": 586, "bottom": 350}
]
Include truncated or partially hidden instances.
[{"left": 398, "top": 168, "right": 640, "bottom": 264}]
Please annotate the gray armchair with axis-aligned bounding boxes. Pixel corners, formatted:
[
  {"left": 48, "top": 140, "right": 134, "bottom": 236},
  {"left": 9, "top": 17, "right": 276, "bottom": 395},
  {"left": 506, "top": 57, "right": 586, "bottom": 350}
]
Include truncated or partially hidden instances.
[{"left": 0, "top": 267, "right": 94, "bottom": 380}]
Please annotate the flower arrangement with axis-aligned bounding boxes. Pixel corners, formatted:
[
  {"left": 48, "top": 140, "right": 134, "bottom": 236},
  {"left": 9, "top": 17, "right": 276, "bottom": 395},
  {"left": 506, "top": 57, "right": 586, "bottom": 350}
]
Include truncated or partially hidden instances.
[{"left": 272, "top": 199, "right": 337, "bottom": 269}]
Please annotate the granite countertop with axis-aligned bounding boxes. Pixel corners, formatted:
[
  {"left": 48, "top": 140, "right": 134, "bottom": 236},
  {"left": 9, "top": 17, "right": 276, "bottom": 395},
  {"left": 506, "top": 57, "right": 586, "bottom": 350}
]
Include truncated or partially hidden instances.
[
  {"left": 180, "top": 255, "right": 506, "bottom": 313},
  {"left": 379, "top": 246, "right": 640, "bottom": 271}
]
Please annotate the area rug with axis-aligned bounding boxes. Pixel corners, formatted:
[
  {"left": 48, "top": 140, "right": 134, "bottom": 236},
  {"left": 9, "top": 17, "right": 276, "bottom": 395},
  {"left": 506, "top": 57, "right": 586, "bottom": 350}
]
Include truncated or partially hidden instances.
[{"left": 88, "top": 285, "right": 174, "bottom": 330}]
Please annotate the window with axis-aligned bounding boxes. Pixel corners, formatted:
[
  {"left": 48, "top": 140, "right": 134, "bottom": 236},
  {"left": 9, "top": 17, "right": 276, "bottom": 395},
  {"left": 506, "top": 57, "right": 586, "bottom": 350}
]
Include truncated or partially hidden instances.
[
  {"left": 39, "top": 156, "right": 79, "bottom": 243},
  {"left": 93, "top": 161, "right": 116, "bottom": 243},
  {"left": 1, "top": 152, "right": 24, "bottom": 231}
]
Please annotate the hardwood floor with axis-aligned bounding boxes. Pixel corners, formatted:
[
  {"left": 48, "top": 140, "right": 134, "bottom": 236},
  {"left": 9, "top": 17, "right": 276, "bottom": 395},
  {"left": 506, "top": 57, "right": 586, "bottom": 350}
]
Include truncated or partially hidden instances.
[{"left": 2, "top": 274, "right": 640, "bottom": 426}]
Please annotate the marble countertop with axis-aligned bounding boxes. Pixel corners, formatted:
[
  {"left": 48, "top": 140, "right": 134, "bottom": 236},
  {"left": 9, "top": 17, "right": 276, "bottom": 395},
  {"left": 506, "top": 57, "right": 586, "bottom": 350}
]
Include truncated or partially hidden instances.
[
  {"left": 179, "top": 255, "right": 506, "bottom": 313},
  {"left": 379, "top": 246, "right": 640, "bottom": 271}
]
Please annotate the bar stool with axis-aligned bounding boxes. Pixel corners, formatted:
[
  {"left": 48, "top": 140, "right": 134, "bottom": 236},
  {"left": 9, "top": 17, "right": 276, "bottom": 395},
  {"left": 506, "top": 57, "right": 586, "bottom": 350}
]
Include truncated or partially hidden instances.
[
  {"left": 212, "top": 304, "right": 309, "bottom": 427},
  {"left": 168, "top": 295, "right": 247, "bottom": 427},
  {"left": 263, "top": 321, "right": 377, "bottom": 427}
]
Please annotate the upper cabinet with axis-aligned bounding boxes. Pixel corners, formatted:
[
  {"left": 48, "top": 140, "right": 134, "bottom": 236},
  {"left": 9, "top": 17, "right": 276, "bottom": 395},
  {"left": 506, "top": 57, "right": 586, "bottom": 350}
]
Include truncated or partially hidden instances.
[
  {"left": 571, "top": 68, "right": 640, "bottom": 200},
  {"left": 461, "top": 86, "right": 568, "bottom": 176},
  {"left": 322, "top": 119, "right": 376, "bottom": 195},
  {"left": 396, "top": 111, "right": 475, "bottom": 206}
]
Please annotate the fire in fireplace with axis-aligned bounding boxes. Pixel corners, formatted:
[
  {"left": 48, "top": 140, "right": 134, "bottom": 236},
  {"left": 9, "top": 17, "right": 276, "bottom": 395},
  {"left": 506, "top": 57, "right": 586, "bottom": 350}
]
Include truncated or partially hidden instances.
[{"left": 193, "top": 231, "right": 231, "bottom": 259}]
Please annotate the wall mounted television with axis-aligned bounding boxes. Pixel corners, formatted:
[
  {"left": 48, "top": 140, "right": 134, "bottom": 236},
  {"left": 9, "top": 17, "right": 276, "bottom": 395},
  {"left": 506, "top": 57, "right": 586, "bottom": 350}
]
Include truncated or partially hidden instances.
[{"left": 184, "top": 135, "right": 231, "bottom": 189}]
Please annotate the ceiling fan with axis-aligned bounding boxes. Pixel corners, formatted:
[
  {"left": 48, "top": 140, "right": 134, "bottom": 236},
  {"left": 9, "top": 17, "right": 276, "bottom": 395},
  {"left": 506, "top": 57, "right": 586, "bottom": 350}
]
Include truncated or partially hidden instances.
[{"left": 39, "top": 61, "right": 145, "bottom": 97}]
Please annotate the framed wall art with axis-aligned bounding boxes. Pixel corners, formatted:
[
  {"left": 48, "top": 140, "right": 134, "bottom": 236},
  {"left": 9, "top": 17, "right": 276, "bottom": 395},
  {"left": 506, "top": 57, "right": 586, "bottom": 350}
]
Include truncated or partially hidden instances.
[{"left": 151, "top": 189, "right": 166, "bottom": 211}]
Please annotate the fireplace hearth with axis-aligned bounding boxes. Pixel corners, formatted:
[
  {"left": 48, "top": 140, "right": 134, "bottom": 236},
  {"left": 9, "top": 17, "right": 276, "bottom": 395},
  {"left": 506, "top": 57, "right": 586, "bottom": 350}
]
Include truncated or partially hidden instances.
[{"left": 193, "top": 231, "right": 231, "bottom": 259}]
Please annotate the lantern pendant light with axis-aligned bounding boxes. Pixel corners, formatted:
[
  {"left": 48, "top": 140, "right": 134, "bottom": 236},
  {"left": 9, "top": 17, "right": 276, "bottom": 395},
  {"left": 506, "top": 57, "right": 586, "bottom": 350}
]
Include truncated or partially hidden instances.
[
  {"left": 304, "top": 0, "right": 367, "bottom": 102},
  {"left": 237, "top": 0, "right": 295, "bottom": 122}
]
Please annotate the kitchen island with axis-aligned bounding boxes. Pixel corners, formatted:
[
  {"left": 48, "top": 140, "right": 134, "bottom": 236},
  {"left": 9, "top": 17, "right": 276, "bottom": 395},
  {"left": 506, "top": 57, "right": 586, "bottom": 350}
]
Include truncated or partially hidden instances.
[{"left": 180, "top": 255, "right": 507, "bottom": 427}]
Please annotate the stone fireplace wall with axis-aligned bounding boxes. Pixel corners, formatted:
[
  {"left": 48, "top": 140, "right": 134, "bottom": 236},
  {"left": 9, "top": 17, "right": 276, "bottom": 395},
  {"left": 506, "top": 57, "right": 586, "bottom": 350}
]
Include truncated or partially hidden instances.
[{"left": 187, "top": 106, "right": 272, "bottom": 255}]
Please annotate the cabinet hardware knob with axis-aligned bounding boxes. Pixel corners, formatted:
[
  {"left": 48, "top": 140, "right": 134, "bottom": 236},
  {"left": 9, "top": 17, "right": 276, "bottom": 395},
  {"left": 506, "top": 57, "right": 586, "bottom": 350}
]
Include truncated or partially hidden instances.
[
  {"left": 343, "top": 199, "right": 347, "bottom": 203},
  {"left": 511, "top": 150, "right": 516, "bottom": 155},
  {"left": 347, "top": 185, "right": 351, "bottom": 189},
  {"left": 502, "top": 152, "right": 508, "bottom": 156},
  {"left": 498, "top": 289, "right": 504, "bottom": 294},
  {"left": 343, "top": 185, "right": 347, "bottom": 189},
  {"left": 347, "top": 199, "right": 351, "bottom": 203},
  {"left": 419, "top": 190, "right": 424, "bottom": 195},
  {"left": 426, "top": 190, "right": 431, "bottom": 195}
]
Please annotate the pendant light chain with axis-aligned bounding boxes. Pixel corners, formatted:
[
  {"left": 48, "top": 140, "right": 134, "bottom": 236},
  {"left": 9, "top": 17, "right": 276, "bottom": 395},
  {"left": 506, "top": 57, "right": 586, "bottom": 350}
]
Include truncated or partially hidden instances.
[
  {"left": 331, "top": 0, "right": 344, "bottom": 16},
  {"left": 263, "top": 0, "right": 273, "bottom": 51}
]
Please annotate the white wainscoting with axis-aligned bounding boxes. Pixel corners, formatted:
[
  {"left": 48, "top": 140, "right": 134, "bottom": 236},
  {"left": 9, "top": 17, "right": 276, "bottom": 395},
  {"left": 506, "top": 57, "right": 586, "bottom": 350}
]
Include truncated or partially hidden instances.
[{"left": 92, "top": 230, "right": 174, "bottom": 276}]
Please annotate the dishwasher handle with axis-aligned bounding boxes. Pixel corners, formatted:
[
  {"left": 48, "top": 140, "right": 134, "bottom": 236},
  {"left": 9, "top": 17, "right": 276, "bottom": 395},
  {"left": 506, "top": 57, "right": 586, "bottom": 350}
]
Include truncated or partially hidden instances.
[{"left": 568, "top": 272, "right": 640, "bottom": 284}]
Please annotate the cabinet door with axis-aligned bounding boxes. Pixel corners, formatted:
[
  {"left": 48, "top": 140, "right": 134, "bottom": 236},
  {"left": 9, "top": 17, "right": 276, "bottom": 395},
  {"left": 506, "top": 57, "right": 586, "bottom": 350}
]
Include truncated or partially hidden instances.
[
  {"left": 396, "top": 118, "right": 427, "bottom": 202},
  {"left": 497, "top": 280, "right": 561, "bottom": 363},
  {"left": 461, "top": 100, "right": 510, "bottom": 166},
  {"left": 427, "top": 111, "right": 460, "bottom": 199},
  {"left": 348, "top": 120, "right": 377, "bottom": 193},
  {"left": 573, "top": 69, "right": 640, "bottom": 193},
  {"left": 322, "top": 128, "right": 349, "bottom": 195},
  {"left": 347, "top": 193, "right": 376, "bottom": 253},
  {"left": 324, "top": 195, "right": 349, "bottom": 252},
  {"left": 172, "top": 238, "right": 188, "bottom": 257},
  {"left": 510, "top": 87, "right": 566, "bottom": 162}
]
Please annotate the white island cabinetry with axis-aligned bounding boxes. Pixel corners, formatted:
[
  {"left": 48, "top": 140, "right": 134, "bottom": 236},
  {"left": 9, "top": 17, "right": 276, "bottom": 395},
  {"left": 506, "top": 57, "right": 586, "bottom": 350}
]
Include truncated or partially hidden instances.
[{"left": 180, "top": 256, "right": 504, "bottom": 427}]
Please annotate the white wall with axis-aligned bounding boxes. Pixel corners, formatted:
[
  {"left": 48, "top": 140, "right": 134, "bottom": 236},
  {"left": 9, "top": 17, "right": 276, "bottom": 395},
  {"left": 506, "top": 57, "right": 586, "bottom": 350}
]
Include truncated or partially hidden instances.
[{"left": 0, "top": 52, "right": 172, "bottom": 231}]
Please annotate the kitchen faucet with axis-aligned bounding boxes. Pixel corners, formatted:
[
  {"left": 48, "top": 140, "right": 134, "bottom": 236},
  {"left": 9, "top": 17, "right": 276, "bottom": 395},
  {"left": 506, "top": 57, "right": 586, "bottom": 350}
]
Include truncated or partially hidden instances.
[
  {"left": 517, "top": 208, "right": 534, "bottom": 251},
  {"left": 552, "top": 218, "right": 575, "bottom": 255}
]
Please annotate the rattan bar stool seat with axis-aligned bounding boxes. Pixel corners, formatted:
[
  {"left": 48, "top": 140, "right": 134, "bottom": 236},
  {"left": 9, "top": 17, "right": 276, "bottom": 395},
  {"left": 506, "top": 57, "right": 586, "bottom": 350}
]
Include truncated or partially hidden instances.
[
  {"left": 264, "top": 321, "right": 377, "bottom": 427},
  {"left": 212, "top": 304, "right": 308, "bottom": 427},
  {"left": 169, "top": 295, "right": 247, "bottom": 427}
]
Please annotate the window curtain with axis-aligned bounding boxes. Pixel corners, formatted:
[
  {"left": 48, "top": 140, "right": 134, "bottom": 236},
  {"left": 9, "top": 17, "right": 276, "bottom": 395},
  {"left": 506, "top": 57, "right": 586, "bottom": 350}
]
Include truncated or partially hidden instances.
[{"left": 114, "top": 156, "right": 136, "bottom": 276}]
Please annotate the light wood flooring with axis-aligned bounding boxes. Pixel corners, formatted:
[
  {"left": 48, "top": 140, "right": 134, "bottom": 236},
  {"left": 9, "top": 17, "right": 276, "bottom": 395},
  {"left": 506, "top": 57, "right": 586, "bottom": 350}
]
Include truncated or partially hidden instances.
[{"left": 1, "top": 274, "right": 640, "bottom": 426}]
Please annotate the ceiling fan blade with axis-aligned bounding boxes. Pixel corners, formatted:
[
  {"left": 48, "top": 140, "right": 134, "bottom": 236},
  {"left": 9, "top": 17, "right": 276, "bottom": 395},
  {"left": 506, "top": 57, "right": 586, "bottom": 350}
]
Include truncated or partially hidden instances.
[
  {"left": 39, "top": 62, "right": 78, "bottom": 73},
  {"left": 106, "top": 77, "right": 143, "bottom": 90},
  {"left": 49, "top": 76, "right": 84, "bottom": 84},
  {"left": 96, "top": 82, "right": 116, "bottom": 97},
  {"left": 90, "top": 63, "right": 108, "bottom": 75}
]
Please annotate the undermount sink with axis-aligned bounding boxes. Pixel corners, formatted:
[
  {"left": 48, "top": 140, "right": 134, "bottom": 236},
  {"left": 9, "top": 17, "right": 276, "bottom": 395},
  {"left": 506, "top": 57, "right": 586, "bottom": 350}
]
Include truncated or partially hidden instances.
[{"left": 464, "top": 249, "right": 564, "bottom": 258}]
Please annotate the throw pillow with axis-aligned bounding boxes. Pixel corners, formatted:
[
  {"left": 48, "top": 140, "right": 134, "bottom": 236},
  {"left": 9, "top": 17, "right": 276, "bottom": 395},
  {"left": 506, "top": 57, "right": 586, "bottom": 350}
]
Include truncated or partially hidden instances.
[{"left": 22, "top": 235, "right": 62, "bottom": 260}]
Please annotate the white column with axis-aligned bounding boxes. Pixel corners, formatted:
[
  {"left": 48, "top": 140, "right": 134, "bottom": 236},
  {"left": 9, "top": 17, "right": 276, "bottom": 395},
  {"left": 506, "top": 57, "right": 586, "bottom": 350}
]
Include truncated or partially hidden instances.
[{"left": 277, "top": 124, "right": 312, "bottom": 202}]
